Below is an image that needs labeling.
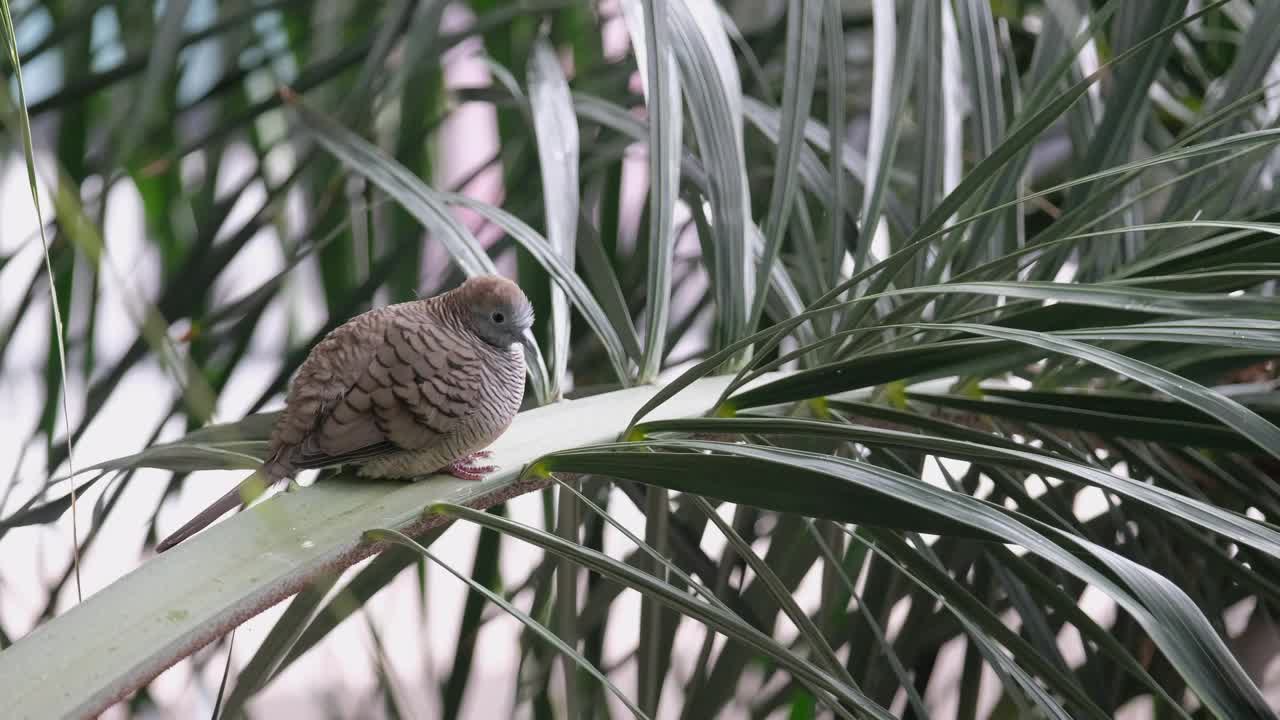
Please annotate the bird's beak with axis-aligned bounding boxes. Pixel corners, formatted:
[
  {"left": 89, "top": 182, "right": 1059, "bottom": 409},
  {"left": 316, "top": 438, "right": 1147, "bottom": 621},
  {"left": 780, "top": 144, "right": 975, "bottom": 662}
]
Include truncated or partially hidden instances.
[{"left": 520, "top": 330, "right": 538, "bottom": 359}]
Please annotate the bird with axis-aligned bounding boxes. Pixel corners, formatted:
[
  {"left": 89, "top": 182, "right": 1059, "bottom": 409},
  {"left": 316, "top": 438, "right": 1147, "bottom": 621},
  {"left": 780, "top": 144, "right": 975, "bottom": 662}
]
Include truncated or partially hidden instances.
[{"left": 155, "top": 274, "right": 535, "bottom": 552}]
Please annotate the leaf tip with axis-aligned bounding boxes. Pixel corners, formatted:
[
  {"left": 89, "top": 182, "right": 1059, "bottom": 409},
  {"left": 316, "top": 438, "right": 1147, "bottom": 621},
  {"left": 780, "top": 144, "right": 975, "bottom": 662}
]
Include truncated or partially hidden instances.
[
  {"left": 714, "top": 402, "right": 737, "bottom": 418},
  {"left": 525, "top": 460, "right": 554, "bottom": 479},
  {"left": 884, "top": 381, "right": 909, "bottom": 409},
  {"left": 422, "top": 503, "right": 454, "bottom": 518},
  {"left": 807, "top": 397, "right": 830, "bottom": 418}
]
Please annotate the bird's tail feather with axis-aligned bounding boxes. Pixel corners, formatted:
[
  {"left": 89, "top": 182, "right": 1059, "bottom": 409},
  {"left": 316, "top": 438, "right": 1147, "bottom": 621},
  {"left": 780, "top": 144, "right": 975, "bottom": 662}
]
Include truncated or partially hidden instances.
[{"left": 155, "top": 468, "right": 272, "bottom": 552}]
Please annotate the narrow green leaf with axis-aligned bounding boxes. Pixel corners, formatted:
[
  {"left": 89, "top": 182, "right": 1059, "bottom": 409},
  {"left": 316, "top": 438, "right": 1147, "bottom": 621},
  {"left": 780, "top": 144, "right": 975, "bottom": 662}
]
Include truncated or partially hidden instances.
[
  {"left": 553, "top": 481, "right": 582, "bottom": 717},
  {"left": 366, "top": 528, "right": 647, "bottom": 719},
  {"left": 734, "top": 321, "right": 1280, "bottom": 462},
  {"left": 440, "top": 194, "right": 633, "bottom": 383},
  {"left": 1, "top": 0, "right": 84, "bottom": 602},
  {"left": 954, "top": 0, "right": 1010, "bottom": 262},
  {"left": 749, "top": 0, "right": 821, "bottom": 329},
  {"left": 940, "top": 323, "right": 1280, "bottom": 462},
  {"left": 691, "top": 495, "right": 857, "bottom": 690},
  {"left": 622, "top": 0, "right": 683, "bottom": 382},
  {"left": 888, "top": 533, "right": 1074, "bottom": 720},
  {"left": 887, "top": 280, "right": 1280, "bottom": 318},
  {"left": 840, "top": 1, "right": 1235, "bottom": 331},
  {"left": 666, "top": 0, "right": 752, "bottom": 349},
  {"left": 221, "top": 573, "right": 344, "bottom": 716},
  {"left": 803, "top": 523, "right": 929, "bottom": 719},
  {"left": 907, "top": 392, "right": 1261, "bottom": 452},
  {"left": 284, "top": 90, "right": 554, "bottom": 404},
  {"left": 821, "top": 0, "right": 848, "bottom": 288},
  {"left": 1045, "top": 523, "right": 1275, "bottom": 720},
  {"left": 528, "top": 38, "right": 580, "bottom": 399},
  {"left": 539, "top": 443, "right": 993, "bottom": 538},
  {"left": 551, "top": 477, "right": 728, "bottom": 611},
  {"left": 110, "top": 0, "right": 191, "bottom": 166},
  {"left": 1070, "top": 1, "right": 1187, "bottom": 209},
  {"left": 988, "top": 544, "right": 1192, "bottom": 718},
  {"left": 855, "top": 0, "right": 917, "bottom": 270},
  {"left": 979, "top": 386, "right": 1280, "bottom": 425},
  {"left": 441, "top": 516, "right": 502, "bottom": 719},
  {"left": 638, "top": 484, "right": 670, "bottom": 715},
  {"left": 432, "top": 502, "right": 894, "bottom": 720},
  {"left": 277, "top": 545, "right": 428, "bottom": 686},
  {"left": 533, "top": 439, "right": 1274, "bottom": 718},
  {"left": 573, "top": 206, "right": 645, "bottom": 361},
  {"left": 632, "top": 416, "right": 1280, "bottom": 560}
]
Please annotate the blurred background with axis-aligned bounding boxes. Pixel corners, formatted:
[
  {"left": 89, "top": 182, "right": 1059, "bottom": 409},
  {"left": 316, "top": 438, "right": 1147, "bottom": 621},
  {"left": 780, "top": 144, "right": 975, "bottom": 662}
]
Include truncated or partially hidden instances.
[{"left": 3, "top": 0, "right": 1280, "bottom": 718}]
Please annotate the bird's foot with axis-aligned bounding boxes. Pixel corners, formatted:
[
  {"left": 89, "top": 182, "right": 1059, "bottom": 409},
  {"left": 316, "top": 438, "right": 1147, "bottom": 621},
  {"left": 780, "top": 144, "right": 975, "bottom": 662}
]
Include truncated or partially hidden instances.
[{"left": 445, "top": 451, "right": 497, "bottom": 481}]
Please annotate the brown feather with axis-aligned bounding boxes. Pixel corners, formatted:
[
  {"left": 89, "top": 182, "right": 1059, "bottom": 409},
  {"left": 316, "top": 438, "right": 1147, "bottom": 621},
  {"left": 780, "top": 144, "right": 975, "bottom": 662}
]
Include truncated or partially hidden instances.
[{"left": 156, "top": 275, "right": 532, "bottom": 552}]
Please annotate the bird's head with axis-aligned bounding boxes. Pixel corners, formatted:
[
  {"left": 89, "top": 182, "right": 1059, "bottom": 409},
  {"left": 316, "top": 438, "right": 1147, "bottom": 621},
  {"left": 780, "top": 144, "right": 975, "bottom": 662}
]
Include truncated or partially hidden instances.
[{"left": 457, "top": 275, "right": 536, "bottom": 355}]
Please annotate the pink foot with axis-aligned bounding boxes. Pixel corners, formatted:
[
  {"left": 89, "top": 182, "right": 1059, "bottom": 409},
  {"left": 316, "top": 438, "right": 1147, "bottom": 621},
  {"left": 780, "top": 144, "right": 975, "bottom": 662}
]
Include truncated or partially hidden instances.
[{"left": 445, "top": 451, "right": 497, "bottom": 481}]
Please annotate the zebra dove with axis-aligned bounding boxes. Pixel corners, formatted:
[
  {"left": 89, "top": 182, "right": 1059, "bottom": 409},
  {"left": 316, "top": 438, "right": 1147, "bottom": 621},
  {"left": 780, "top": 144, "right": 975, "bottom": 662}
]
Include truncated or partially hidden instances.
[{"left": 156, "top": 274, "right": 535, "bottom": 552}]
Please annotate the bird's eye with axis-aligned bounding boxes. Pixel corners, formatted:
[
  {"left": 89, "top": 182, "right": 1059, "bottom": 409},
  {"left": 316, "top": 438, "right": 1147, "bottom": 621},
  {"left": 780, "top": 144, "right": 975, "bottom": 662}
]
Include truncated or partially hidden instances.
[{"left": 491, "top": 311, "right": 506, "bottom": 324}]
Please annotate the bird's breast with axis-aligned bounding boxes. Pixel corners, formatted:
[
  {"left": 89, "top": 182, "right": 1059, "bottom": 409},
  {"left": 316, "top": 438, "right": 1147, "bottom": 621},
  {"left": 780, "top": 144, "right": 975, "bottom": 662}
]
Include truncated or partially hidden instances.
[{"left": 357, "top": 345, "right": 525, "bottom": 480}]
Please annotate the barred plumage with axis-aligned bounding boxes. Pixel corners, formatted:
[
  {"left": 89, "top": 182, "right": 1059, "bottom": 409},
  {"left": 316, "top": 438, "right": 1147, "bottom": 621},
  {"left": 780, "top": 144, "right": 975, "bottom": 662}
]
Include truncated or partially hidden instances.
[{"left": 156, "top": 275, "right": 534, "bottom": 552}]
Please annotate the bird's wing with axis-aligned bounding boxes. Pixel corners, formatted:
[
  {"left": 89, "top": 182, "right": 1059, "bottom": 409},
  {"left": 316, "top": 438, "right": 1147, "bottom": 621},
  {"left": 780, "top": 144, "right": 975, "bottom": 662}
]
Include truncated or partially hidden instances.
[
  {"left": 158, "top": 309, "right": 475, "bottom": 553},
  {"left": 287, "top": 311, "right": 483, "bottom": 469}
]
